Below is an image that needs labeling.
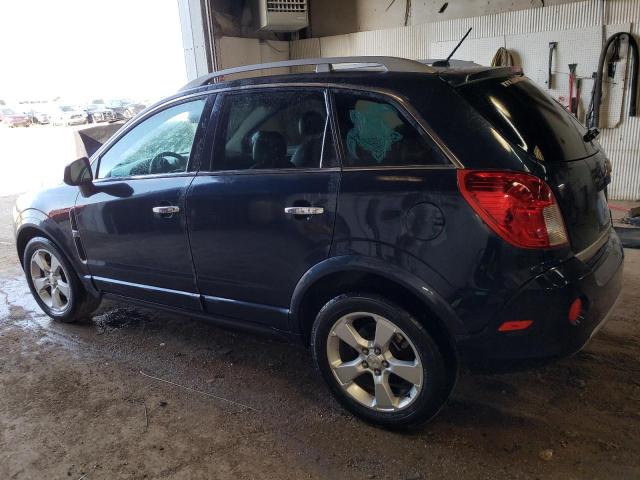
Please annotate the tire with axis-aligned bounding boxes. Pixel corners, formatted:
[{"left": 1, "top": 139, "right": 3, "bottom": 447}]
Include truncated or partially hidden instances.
[
  {"left": 311, "top": 293, "right": 450, "bottom": 429},
  {"left": 23, "top": 237, "right": 100, "bottom": 323}
]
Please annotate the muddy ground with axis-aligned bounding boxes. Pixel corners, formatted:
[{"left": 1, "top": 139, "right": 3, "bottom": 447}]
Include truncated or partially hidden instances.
[{"left": 0, "top": 192, "right": 639, "bottom": 480}]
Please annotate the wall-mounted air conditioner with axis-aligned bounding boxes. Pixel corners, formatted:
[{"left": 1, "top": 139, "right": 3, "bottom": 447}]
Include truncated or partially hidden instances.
[{"left": 255, "top": 0, "right": 308, "bottom": 32}]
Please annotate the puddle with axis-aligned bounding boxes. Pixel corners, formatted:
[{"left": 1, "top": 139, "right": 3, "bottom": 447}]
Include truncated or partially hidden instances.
[
  {"left": 1, "top": 275, "right": 154, "bottom": 340},
  {"left": 0, "top": 276, "right": 44, "bottom": 323},
  {"left": 0, "top": 276, "right": 82, "bottom": 345}
]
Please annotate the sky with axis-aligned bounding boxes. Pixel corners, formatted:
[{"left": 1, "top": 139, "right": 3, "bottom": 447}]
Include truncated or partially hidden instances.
[{"left": 0, "top": 0, "right": 188, "bottom": 105}]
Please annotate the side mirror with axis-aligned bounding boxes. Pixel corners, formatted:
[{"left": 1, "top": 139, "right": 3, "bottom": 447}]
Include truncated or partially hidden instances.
[{"left": 63, "top": 157, "right": 93, "bottom": 186}]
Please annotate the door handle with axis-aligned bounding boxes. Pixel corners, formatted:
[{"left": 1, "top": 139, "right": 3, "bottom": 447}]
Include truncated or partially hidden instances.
[
  {"left": 152, "top": 205, "right": 180, "bottom": 217},
  {"left": 284, "top": 206, "right": 324, "bottom": 215}
]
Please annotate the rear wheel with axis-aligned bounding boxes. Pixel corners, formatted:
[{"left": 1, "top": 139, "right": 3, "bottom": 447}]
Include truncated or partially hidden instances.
[
  {"left": 23, "top": 237, "right": 100, "bottom": 323},
  {"left": 311, "top": 293, "right": 450, "bottom": 429}
]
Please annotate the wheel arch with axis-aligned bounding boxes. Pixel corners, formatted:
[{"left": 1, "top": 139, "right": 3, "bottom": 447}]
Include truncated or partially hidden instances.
[
  {"left": 16, "top": 225, "right": 49, "bottom": 265},
  {"left": 289, "top": 256, "right": 466, "bottom": 385},
  {"left": 16, "top": 219, "right": 100, "bottom": 299},
  {"left": 15, "top": 210, "right": 56, "bottom": 266}
]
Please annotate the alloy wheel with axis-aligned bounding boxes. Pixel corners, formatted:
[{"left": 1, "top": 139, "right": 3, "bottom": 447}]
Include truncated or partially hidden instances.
[
  {"left": 29, "top": 248, "right": 71, "bottom": 313},
  {"left": 326, "top": 312, "right": 423, "bottom": 412}
]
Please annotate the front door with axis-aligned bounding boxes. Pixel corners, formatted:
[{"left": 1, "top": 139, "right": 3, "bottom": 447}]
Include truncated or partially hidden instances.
[
  {"left": 187, "top": 89, "right": 339, "bottom": 329},
  {"left": 75, "top": 95, "right": 211, "bottom": 309}
]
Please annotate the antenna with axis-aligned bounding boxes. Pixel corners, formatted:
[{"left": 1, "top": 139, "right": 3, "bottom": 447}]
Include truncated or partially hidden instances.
[{"left": 432, "top": 27, "right": 472, "bottom": 67}]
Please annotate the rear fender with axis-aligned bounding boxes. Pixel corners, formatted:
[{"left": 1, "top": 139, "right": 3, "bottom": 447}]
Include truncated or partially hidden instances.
[{"left": 289, "top": 255, "right": 467, "bottom": 339}]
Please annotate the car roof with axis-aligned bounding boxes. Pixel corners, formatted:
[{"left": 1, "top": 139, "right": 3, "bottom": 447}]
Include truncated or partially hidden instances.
[
  {"left": 144, "top": 58, "right": 520, "bottom": 122},
  {"left": 178, "top": 57, "right": 518, "bottom": 98}
]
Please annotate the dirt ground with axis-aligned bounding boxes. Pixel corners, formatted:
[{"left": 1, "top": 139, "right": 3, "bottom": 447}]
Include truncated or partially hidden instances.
[{"left": 1, "top": 187, "right": 639, "bottom": 477}]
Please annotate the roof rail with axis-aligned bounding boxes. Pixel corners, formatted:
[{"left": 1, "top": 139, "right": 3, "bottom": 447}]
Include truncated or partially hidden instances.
[{"left": 180, "top": 56, "right": 436, "bottom": 91}]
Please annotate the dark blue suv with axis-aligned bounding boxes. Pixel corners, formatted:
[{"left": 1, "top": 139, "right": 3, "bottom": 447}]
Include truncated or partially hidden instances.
[{"left": 13, "top": 57, "right": 624, "bottom": 429}]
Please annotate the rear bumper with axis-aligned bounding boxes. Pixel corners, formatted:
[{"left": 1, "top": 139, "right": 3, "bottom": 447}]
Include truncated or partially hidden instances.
[{"left": 457, "top": 230, "right": 624, "bottom": 370}]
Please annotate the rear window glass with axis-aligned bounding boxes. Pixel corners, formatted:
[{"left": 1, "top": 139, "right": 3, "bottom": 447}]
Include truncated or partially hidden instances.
[{"left": 457, "top": 76, "right": 596, "bottom": 162}]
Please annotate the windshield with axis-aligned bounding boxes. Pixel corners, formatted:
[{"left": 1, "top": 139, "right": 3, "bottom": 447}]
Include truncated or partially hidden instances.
[
  {"left": 457, "top": 76, "right": 597, "bottom": 162},
  {"left": 59, "top": 106, "right": 73, "bottom": 112},
  {"left": 2, "top": 108, "right": 16, "bottom": 115}
]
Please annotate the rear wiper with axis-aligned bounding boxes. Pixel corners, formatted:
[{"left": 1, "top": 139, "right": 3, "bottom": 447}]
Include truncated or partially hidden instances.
[{"left": 583, "top": 128, "right": 600, "bottom": 142}]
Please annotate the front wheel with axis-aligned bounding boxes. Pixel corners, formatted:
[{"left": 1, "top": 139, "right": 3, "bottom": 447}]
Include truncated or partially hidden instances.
[
  {"left": 23, "top": 237, "right": 100, "bottom": 323},
  {"left": 311, "top": 293, "right": 450, "bottom": 429}
]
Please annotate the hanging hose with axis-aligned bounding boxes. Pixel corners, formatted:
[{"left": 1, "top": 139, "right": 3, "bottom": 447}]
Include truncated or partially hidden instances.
[
  {"left": 591, "top": 32, "right": 639, "bottom": 128},
  {"left": 491, "top": 47, "right": 515, "bottom": 67}
]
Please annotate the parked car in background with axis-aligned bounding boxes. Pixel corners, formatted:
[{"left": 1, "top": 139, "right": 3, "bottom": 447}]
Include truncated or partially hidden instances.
[
  {"left": 25, "top": 107, "right": 51, "bottom": 125},
  {"left": 50, "top": 105, "right": 88, "bottom": 126},
  {"left": 85, "top": 104, "right": 115, "bottom": 123},
  {"left": 106, "top": 99, "right": 145, "bottom": 120},
  {"left": 0, "top": 108, "right": 31, "bottom": 127},
  {"left": 13, "top": 57, "right": 624, "bottom": 430}
]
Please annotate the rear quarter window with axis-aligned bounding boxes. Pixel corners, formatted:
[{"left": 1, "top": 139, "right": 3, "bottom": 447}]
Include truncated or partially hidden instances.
[
  {"left": 333, "top": 91, "right": 448, "bottom": 167},
  {"left": 457, "top": 76, "right": 596, "bottom": 162}
]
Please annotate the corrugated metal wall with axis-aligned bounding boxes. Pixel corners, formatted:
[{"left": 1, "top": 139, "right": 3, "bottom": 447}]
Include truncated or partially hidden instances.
[{"left": 288, "top": 0, "right": 640, "bottom": 200}]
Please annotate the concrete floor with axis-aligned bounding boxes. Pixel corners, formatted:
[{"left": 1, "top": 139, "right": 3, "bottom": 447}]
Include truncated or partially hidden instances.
[{"left": 1, "top": 128, "right": 639, "bottom": 479}]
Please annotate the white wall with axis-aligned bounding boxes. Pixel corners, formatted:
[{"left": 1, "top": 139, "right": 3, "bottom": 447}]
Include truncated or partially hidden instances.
[
  {"left": 177, "top": 0, "right": 211, "bottom": 80},
  {"left": 216, "top": 37, "right": 290, "bottom": 78},
  {"left": 309, "top": 0, "right": 583, "bottom": 37},
  {"left": 213, "top": 1, "right": 640, "bottom": 199},
  {"left": 292, "top": 0, "right": 640, "bottom": 200}
]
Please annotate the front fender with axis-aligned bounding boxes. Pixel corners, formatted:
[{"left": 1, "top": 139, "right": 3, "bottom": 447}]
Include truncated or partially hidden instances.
[
  {"left": 289, "top": 255, "right": 468, "bottom": 338},
  {"left": 15, "top": 208, "right": 53, "bottom": 254},
  {"left": 15, "top": 208, "right": 91, "bottom": 280}
]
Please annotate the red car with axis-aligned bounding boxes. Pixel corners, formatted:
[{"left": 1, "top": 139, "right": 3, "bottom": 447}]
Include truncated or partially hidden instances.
[{"left": 1, "top": 108, "right": 31, "bottom": 127}]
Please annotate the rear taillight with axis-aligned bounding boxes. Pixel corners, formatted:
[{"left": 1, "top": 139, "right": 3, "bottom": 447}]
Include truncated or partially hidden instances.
[{"left": 458, "top": 170, "right": 569, "bottom": 249}]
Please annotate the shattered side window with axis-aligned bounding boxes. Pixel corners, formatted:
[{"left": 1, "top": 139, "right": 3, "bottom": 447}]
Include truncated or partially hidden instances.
[
  {"left": 98, "top": 99, "right": 206, "bottom": 178},
  {"left": 346, "top": 101, "right": 403, "bottom": 162},
  {"left": 334, "top": 92, "right": 447, "bottom": 167}
]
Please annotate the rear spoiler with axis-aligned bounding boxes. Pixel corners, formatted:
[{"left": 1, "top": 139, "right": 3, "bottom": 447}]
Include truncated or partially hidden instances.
[{"left": 439, "top": 66, "right": 523, "bottom": 87}]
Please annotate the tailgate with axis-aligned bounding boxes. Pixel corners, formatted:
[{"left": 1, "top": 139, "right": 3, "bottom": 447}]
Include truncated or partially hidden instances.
[
  {"left": 544, "top": 151, "right": 611, "bottom": 253},
  {"left": 456, "top": 74, "right": 611, "bottom": 254}
]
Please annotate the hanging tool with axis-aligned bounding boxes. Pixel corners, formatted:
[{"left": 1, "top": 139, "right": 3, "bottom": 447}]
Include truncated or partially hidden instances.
[
  {"left": 606, "top": 36, "right": 621, "bottom": 79},
  {"left": 576, "top": 77, "right": 582, "bottom": 118},
  {"left": 547, "top": 42, "right": 557, "bottom": 89},
  {"left": 591, "top": 31, "right": 639, "bottom": 128},
  {"left": 491, "top": 47, "right": 515, "bottom": 67},
  {"left": 568, "top": 63, "right": 578, "bottom": 115},
  {"left": 586, "top": 72, "right": 598, "bottom": 128}
]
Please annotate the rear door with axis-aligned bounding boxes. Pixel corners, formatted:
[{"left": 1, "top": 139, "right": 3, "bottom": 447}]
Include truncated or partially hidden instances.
[
  {"left": 186, "top": 88, "right": 339, "bottom": 330},
  {"left": 75, "top": 95, "right": 212, "bottom": 309},
  {"left": 456, "top": 76, "right": 611, "bottom": 254}
]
